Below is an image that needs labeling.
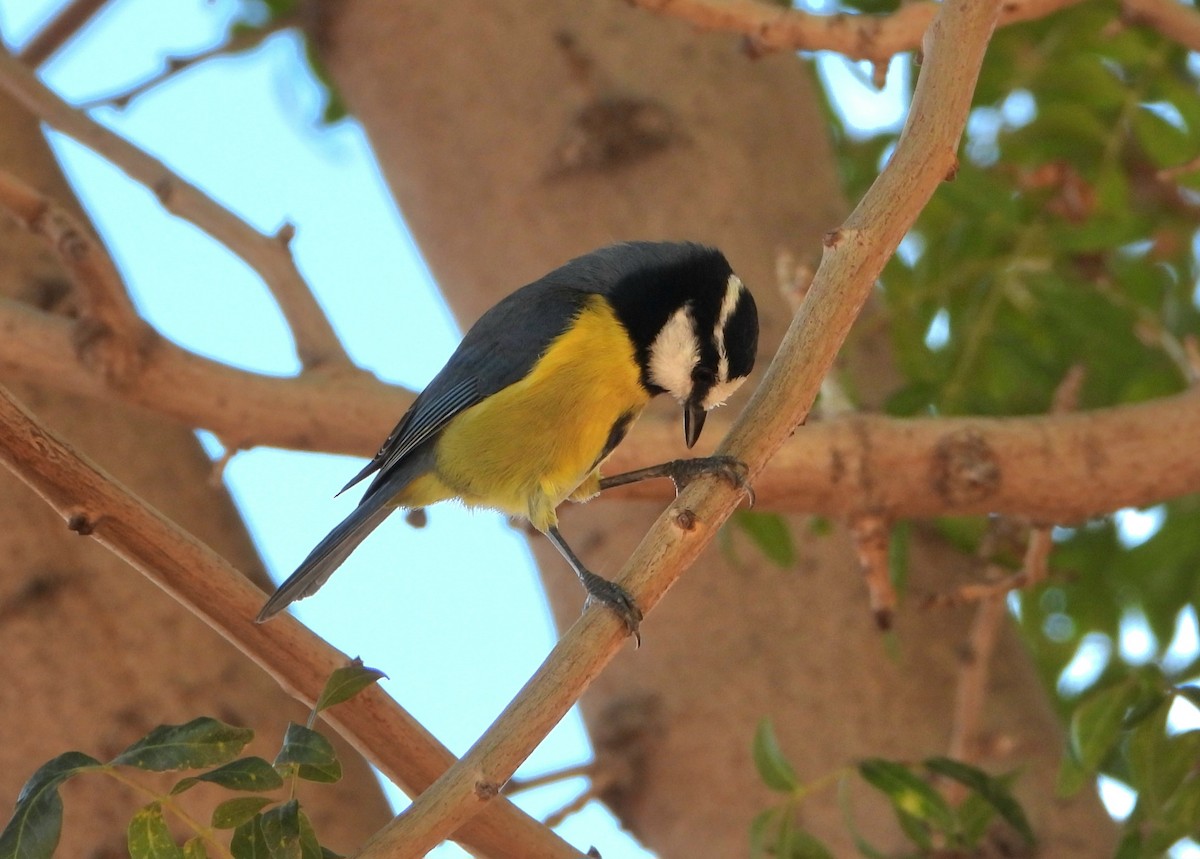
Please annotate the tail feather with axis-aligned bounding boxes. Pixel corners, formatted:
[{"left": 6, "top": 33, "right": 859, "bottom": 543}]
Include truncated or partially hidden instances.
[{"left": 255, "top": 494, "right": 393, "bottom": 622}]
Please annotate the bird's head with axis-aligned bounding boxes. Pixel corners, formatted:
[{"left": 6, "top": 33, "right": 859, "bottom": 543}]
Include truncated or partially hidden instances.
[{"left": 603, "top": 242, "right": 759, "bottom": 448}]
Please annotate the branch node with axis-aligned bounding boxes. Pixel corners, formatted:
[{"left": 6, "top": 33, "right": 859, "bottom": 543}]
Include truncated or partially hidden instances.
[
  {"left": 672, "top": 507, "right": 698, "bottom": 531},
  {"left": 944, "top": 156, "right": 960, "bottom": 182},
  {"left": 871, "top": 60, "right": 889, "bottom": 89},
  {"left": 275, "top": 222, "right": 297, "bottom": 246},
  {"left": 153, "top": 176, "right": 175, "bottom": 206},
  {"left": 473, "top": 780, "right": 502, "bottom": 801},
  {"left": 66, "top": 511, "right": 98, "bottom": 535}
]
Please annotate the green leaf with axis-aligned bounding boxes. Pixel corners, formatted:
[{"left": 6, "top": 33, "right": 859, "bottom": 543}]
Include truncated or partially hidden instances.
[
  {"left": 260, "top": 800, "right": 302, "bottom": 859},
  {"left": 924, "top": 757, "right": 1034, "bottom": 844},
  {"left": 173, "top": 757, "right": 284, "bottom": 795},
  {"left": 732, "top": 511, "right": 795, "bottom": 568},
  {"left": 127, "top": 803, "right": 184, "bottom": 859},
  {"left": 183, "top": 837, "right": 209, "bottom": 859},
  {"left": 1132, "top": 105, "right": 1194, "bottom": 170},
  {"left": 113, "top": 718, "right": 254, "bottom": 772},
  {"left": 751, "top": 719, "right": 798, "bottom": 793},
  {"left": 857, "top": 759, "right": 955, "bottom": 832},
  {"left": 296, "top": 810, "right": 324, "bottom": 859},
  {"left": 1157, "top": 773, "right": 1200, "bottom": 849},
  {"left": 0, "top": 751, "right": 101, "bottom": 859},
  {"left": 275, "top": 724, "right": 342, "bottom": 784},
  {"left": 213, "top": 797, "right": 275, "bottom": 830},
  {"left": 1067, "top": 679, "right": 1141, "bottom": 777},
  {"left": 749, "top": 807, "right": 779, "bottom": 858},
  {"left": 955, "top": 789, "right": 997, "bottom": 847},
  {"left": 777, "top": 827, "right": 835, "bottom": 858},
  {"left": 313, "top": 661, "right": 386, "bottom": 718},
  {"left": 230, "top": 815, "right": 269, "bottom": 859}
]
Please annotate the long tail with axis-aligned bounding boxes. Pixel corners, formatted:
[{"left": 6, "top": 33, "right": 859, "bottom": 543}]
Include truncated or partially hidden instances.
[{"left": 255, "top": 492, "right": 394, "bottom": 622}]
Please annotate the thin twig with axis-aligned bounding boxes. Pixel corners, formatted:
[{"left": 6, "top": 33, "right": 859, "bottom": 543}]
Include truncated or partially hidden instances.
[
  {"left": 0, "top": 47, "right": 352, "bottom": 372},
  {"left": 0, "top": 169, "right": 152, "bottom": 386},
  {"left": 627, "top": 0, "right": 1083, "bottom": 63},
  {"left": 15, "top": 0, "right": 110, "bottom": 67},
  {"left": 850, "top": 513, "right": 896, "bottom": 630},
  {"left": 503, "top": 763, "right": 596, "bottom": 795},
  {"left": 77, "top": 18, "right": 294, "bottom": 110},
  {"left": 945, "top": 365, "right": 1083, "bottom": 769},
  {"left": 355, "top": 0, "right": 1004, "bottom": 854},
  {"left": 946, "top": 577, "right": 1008, "bottom": 765},
  {"left": 0, "top": 383, "right": 585, "bottom": 859}
]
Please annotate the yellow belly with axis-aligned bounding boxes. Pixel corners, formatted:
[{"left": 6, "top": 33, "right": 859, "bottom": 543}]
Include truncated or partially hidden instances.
[{"left": 398, "top": 296, "right": 649, "bottom": 532}]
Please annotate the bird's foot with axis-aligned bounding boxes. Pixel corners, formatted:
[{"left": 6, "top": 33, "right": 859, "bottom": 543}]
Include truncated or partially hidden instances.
[
  {"left": 579, "top": 570, "right": 643, "bottom": 646},
  {"left": 663, "top": 455, "right": 751, "bottom": 498},
  {"left": 599, "top": 455, "right": 753, "bottom": 504}
]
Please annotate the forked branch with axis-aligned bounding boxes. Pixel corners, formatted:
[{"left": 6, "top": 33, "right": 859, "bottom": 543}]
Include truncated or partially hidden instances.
[{"left": 354, "top": 0, "right": 1004, "bottom": 854}]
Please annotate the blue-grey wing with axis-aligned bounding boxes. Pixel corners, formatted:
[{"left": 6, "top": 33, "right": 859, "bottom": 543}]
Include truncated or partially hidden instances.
[{"left": 342, "top": 282, "right": 589, "bottom": 503}]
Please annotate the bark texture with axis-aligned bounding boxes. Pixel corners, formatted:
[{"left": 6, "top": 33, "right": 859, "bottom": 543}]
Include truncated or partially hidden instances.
[
  {"left": 320, "top": 2, "right": 1115, "bottom": 855},
  {"left": 0, "top": 92, "right": 391, "bottom": 855}
]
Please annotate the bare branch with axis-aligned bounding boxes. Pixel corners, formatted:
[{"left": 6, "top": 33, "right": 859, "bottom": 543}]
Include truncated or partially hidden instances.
[
  {"left": 946, "top": 581, "right": 1008, "bottom": 764},
  {"left": 0, "top": 169, "right": 152, "bottom": 385},
  {"left": 1120, "top": 0, "right": 1200, "bottom": 52},
  {"left": 0, "top": 47, "right": 353, "bottom": 372},
  {"left": 77, "top": 18, "right": 293, "bottom": 110},
  {"left": 15, "top": 0, "right": 110, "bottom": 67},
  {"left": 626, "top": 0, "right": 1083, "bottom": 63},
  {"left": 0, "top": 383, "right": 586, "bottom": 859},
  {"left": 4, "top": 295, "right": 1200, "bottom": 523},
  {"left": 849, "top": 513, "right": 896, "bottom": 630},
  {"left": 354, "top": 0, "right": 1004, "bottom": 853}
]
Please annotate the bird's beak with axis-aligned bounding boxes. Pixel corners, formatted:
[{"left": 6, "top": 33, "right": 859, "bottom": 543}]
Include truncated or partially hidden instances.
[{"left": 683, "top": 401, "right": 706, "bottom": 449}]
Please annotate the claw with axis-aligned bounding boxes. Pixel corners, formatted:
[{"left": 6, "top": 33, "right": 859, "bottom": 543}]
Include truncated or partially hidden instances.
[{"left": 579, "top": 570, "right": 643, "bottom": 646}]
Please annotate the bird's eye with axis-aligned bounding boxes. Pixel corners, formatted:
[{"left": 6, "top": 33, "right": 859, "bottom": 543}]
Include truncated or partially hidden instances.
[{"left": 691, "top": 366, "right": 715, "bottom": 386}]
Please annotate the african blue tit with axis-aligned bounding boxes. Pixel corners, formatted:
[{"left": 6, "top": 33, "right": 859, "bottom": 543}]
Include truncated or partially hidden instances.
[{"left": 256, "top": 241, "right": 759, "bottom": 633}]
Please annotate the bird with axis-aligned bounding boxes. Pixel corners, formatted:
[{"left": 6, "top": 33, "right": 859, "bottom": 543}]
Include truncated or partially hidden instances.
[{"left": 256, "top": 241, "right": 758, "bottom": 635}]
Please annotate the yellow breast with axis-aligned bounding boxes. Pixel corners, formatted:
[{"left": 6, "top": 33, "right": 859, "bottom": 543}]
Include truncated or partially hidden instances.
[{"left": 426, "top": 295, "right": 649, "bottom": 531}]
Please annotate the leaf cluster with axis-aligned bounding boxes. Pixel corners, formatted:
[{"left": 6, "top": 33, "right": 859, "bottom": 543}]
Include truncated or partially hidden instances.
[
  {"left": 1060, "top": 672, "right": 1200, "bottom": 857},
  {"left": 0, "top": 662, "right": 384, "bottom": 859},
  {"left": 749, "top": 720, "right": 1033, "bottom": 857},
  {"left": 819, "top": 5, "right": 1200, "bottom": 691}
]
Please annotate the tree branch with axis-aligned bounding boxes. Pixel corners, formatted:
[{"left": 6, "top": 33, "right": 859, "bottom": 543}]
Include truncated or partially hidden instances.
[
  {"left": 626, "top": 0, "right": 1082, "bottom": 63},
  {"left": 354, "top": 0, "right": 1003, "bottom": 854},
  {"left": 76, "top": 17, "right": 294, "bottom": 110},
  {"left": 0, "top": 383, "right": 586, "bottom": 859},
  {"left": 3, "top": 294, "right": 1198, "bottom": 523},
  {"left": 1120, "top": 0, "right": 1200, "bottom": 52},
  {"left": 0, "top": 169, "right": 152, "bottom": 385},
  {"left": 0, "top": 47, "right": 352, "bottom": 372},
  {"left": 14, "top": 0, "right": 111, "bottom": 67}
]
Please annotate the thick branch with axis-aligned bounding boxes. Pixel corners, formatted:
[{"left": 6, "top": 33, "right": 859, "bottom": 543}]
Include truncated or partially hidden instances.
[
  {"left": 15, "top": 0, "right": 110, "bottom": 66},
  {"left": 0, "top": 383, "right": 585, "bottom": 859},
  {"left": 0, "top": 47, "right": 351, "bottom": 371},
  {"left": 628, "top": 0, "right": 1081, "bottom": 63},
  {"left": 355, "top": 0, "right": 1003, "bottom": 855},
  {"left": 3, "top": 297, "right": 1198, "bottom": 523},
  {"left": 0, "top": 170, "right": 152, "bottom": 386}
]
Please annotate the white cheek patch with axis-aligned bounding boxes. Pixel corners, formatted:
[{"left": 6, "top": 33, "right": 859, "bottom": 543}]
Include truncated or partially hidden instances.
[
  {"left": 717, "top": 274, "right": 744, "bottom": 333},
  {"left": 648, "top": 305, "right": 698, "bottom": 401},
  {"left": 713, "top": 274, "right": 743, "bottom": 387},
  {"left": 702, "top": 376, "right": 747, "bottom": 411}
]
